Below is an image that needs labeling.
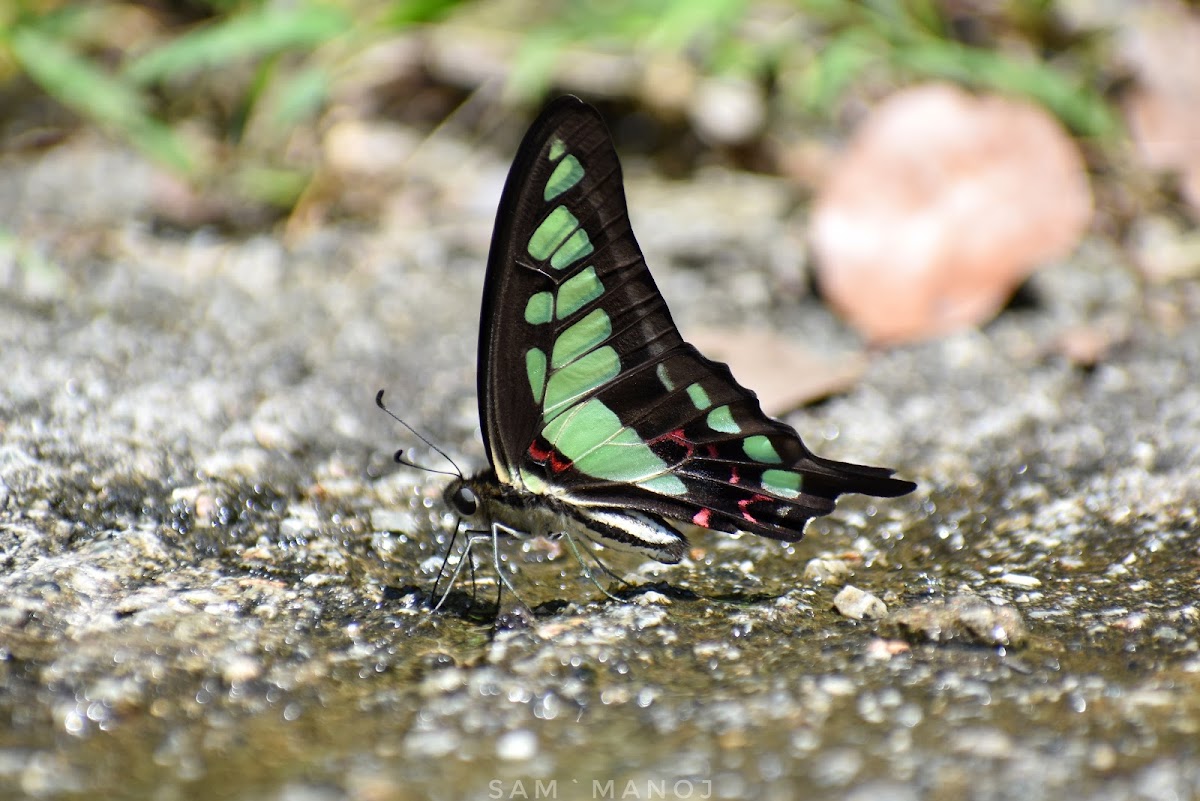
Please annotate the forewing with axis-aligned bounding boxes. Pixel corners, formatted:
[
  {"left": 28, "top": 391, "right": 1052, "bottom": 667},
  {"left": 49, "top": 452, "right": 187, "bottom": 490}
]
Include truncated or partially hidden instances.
[{"left": 480, "top": 95, "right": 683, "bottom": 481}]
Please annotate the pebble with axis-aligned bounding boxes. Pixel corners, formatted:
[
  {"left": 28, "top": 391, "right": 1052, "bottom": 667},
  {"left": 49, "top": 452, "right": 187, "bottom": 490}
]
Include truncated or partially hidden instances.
[
  {"left": 496, "top": 729, "right": 538, "bottom": 761},
  {"left": 844, "top": 781, "right": 919, "bottom": 801},
  {"left": 404, "top": 728, "right": 459, "bottom": 759},
  {"left": 881, "top": 593, "right": 1029, "bottom": 647},
  {"left": 220, "top": 655, "right": 262, "bottom": 684},
  {"left": 688, "top": 76, "right": 766, "bottom": 145},
  {"left": 834, "top": 585, "right": 888, "bottom": 620},
  {"left": 951, "top": 727, "right": 1014, "bottom": 758},
  {"left": 998, "top": 572, "right": 1042, "bottom": 588},
  {"left": 804, "top": 557, "right": 852, "bottom": 586},
  {"left": 865, "top": 638, "right": 911, "bottom": 660},
  {"left": 633, "top": 591, "right": 672, "bottom": 606}
]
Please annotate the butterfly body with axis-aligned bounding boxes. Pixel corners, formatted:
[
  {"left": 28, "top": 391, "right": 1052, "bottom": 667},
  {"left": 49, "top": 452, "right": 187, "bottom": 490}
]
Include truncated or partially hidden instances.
[
  {"left": 444, "top": 95, "right": 914, "bottom": 581},
  {"left": 444, "top": 473, "right": 687, "bottom": 563}
]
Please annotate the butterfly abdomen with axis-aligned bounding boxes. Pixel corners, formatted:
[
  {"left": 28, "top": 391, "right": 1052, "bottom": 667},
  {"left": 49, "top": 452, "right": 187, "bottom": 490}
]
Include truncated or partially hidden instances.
[{"left": 464, "top": 470, "right": 687, "bottom": 563}]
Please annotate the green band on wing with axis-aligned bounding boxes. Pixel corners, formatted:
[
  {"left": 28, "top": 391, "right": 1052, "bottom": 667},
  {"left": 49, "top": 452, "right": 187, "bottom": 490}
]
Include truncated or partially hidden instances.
[
  {"left": 637, "top": 474, "right": 687, "bottom": 495},
  {"left": 551, "top": 308, "right": 611, "bottom": 368},
  {"left": 543, "top": 346, "right": 619, "bottom": 420},
  {"left": 524, "top": 291, "right": 554, "bottom": 325},
  {"left": 556, "top": 266, "right": 603, "bottom": 319},
  {"left": 518, "top": 467, "right": 547, "bottom": 495},
  {"left": 656, "top": 363, "right": 675, "bottom": 391},
  {"left": 544, "top": 155, "right": 584, "bottom": 201},
  {"left": 542, "top": 398, "right": 684, "bottom": 494},
  {"left": 762, "top": 469, "right": 802, "bottom": 498},
  {"left": 686, "top": 383, "right": 711, "bottom": 410},
  {"left": 550, "top": 228, "right": 594, "bottom": 270},
  {"left": 526, "top": 348, "right": 547, "bottom": 405},
  {"left": 549, "top": 138, "right": 566, "bottom": 161},
  {"left": 743, "top": 435, "right": 782, "bottom": 464},
  {"left": 706, "top": 405, "right": 740, "bottom": 434},
  {"left": 529, "top": 207, "right": 579, "bottom": 260}
]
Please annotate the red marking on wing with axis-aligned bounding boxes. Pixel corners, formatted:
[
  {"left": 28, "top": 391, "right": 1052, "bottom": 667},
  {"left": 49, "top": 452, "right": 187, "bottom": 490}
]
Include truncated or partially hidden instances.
[
  {"left": 529, "top": 439, "right": 572, "bottom": 473},
  {"left": 692, "top": 508, "right": 711, "bottom": 528},
  {"left": 650, "top": 428, "right": 695, "bottom": 459},
  {"left": 705, "top": 443, "right": 719, "bottom": 458},
  {"left": 730, "top": 466, "right": 741, "bottom": 485},
  {"left": 549, "top": 450, "right": 572, "bottom": 473},
  {"left": 738, "top": 494, "right": 772, "bottom": 525}
]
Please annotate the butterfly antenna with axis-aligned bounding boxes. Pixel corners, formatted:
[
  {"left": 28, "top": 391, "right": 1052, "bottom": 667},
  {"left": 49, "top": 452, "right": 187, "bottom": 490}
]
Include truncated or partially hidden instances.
[
  {"left": 393, "top": 449, "right": 460, "bottom": 477},
  {"left": 375, "top": 389, "right": 464, "bottom": 479}
]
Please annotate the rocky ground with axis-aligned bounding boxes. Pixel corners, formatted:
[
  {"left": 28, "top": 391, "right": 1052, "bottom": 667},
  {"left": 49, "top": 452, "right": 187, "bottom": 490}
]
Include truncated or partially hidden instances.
[{"left": 1, "top": 127, "right": 1198, "bottom": 801}]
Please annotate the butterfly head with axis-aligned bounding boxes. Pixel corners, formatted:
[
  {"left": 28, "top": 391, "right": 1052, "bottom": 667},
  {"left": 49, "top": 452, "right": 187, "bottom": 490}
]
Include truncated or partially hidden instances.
[{"left": 442, "top": 477, "right": 479, "bottom": 519}]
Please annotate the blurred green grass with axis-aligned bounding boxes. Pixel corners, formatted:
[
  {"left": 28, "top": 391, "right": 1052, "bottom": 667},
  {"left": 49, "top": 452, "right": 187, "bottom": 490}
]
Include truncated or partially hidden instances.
[{"left": 0, "top": 0, "right": 1121, "bottom": 214}]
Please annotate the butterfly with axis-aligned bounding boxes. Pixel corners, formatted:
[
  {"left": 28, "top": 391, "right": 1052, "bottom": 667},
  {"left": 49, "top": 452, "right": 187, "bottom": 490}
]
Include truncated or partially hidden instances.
[{"left": 437, "top": 95, "right": 914, "bottom": 597}]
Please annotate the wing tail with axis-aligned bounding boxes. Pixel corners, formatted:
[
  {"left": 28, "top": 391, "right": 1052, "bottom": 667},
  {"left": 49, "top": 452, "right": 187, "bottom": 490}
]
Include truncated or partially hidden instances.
[{"left": 797, "top": 456, "right": 917, "bottom": 500}]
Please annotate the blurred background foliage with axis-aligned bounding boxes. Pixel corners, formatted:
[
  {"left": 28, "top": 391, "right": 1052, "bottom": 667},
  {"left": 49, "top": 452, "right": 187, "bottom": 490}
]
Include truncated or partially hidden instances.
[{"left": 0, "top": 0, "right": 1141, "bottom": 219}]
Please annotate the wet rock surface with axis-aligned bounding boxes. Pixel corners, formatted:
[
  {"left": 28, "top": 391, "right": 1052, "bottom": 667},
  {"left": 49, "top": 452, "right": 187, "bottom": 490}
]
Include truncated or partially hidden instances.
[{"left": 2, "top": 135, "right": 1199, "bottom": 800}]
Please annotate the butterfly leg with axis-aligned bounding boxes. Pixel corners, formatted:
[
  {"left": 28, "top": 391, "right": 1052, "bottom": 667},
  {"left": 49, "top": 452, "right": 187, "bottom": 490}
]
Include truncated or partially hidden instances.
[
  {"left": 431, "top": 528, "right": 486, "bottom": 613},
  {"left": 579, "top": 542, "right": 631, "bottom": 586},
  {"left": 565, "top": 535, "right": 624, "bottom": 602},
  {"left": 556, "top": 525, "right": 624, "bottom": 599},
  {"left": 467, "top": 544, "right": 482, "bottom": 611},
  {"left": 491, "top": 521, "right": 535, "bottom": 616},
  {"left": 430, "top": 519, "right": 462, "bottom": 602}
]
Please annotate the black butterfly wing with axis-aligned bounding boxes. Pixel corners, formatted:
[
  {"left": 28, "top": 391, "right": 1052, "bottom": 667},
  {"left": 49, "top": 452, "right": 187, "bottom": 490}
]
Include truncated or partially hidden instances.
[
  {"left": 479, "top": 95, "right": 674, "bottom": 483},
  {"left": 479, "top": 96, "right": 914, "bottom": 542}
]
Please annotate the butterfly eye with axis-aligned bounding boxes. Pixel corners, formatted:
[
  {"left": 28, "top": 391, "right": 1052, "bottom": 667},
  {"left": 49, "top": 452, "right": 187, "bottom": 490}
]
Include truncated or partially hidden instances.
[{"left": 452, "top": 486, "right": 478, "bottom": 516}]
